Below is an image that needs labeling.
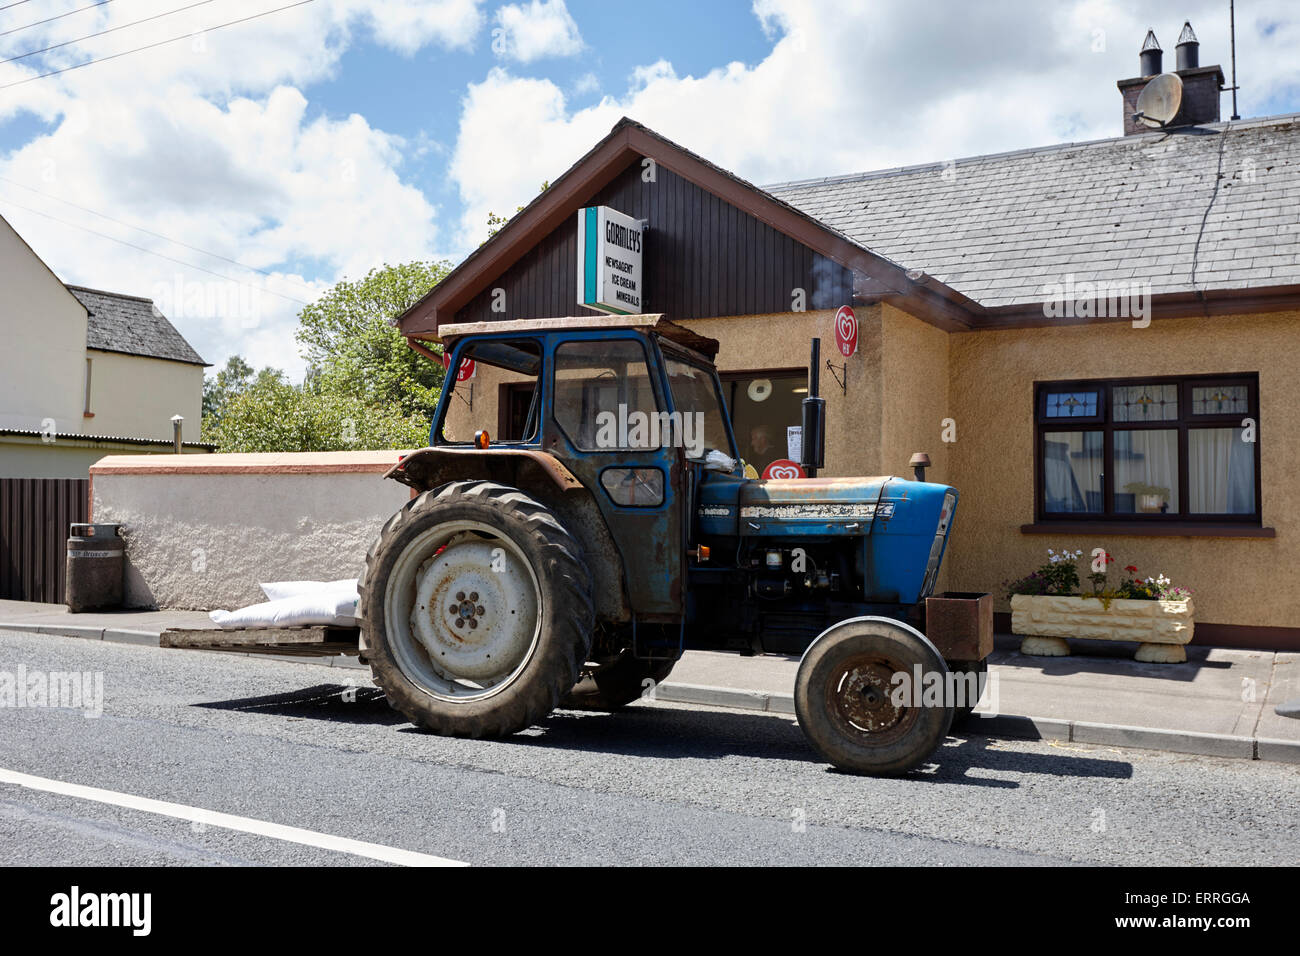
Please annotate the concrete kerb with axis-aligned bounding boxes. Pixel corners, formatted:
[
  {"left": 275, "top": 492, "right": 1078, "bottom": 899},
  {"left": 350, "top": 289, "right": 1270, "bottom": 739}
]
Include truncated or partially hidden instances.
[
  {"left": 649, "top": 683, "right": 1293, "bottom": 763},
  {"left": 3, "top": 619, "right": 1298, "bottom": 761}
]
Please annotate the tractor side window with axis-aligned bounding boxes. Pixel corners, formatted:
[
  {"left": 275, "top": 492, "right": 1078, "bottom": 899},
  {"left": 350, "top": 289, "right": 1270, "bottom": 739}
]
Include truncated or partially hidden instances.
[
  {"left": 554, "top": 340, "right": 660, "bottom": 451},
  {"left": 439, "top": 338, "right": 542, "bottom": 444},
  {"left": 664, "top": 355, "right": 736, "bottom": 460}
]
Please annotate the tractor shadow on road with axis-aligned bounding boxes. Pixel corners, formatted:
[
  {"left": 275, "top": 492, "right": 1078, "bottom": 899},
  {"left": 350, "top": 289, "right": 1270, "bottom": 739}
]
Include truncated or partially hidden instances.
[
  {"left": 508, "top": 705, "right": 1137, "bottom": 787},
  {"left": 194, "top": 683, "right": 405, "bottom": 725},
  {"left": 192, "top": 685, "right": 1135, "bottom": 786}
]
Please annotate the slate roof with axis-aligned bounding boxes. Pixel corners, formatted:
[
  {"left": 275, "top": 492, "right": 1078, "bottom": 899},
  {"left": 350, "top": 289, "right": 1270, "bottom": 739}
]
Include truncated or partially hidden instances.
[
  {"left": 67, "top": 285, "right": 207, "bottom": 366},
  {"left": 767, "top": 113, "right": 1300, "bottom": 309}
]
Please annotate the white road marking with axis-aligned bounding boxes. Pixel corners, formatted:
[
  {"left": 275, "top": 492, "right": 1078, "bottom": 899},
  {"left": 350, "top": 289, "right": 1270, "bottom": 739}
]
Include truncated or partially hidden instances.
[{"left": 0, "top": 766, "right": 468, "bottom": 867}]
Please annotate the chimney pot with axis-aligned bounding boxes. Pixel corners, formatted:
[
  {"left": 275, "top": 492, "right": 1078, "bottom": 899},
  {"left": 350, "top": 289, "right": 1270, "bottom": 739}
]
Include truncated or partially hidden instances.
[
  {"left": 1139, "top": 29, "right": 1163, "bottom": 76},
  {"left": 1176, "top": 21, "right": 1200, "bottom": 70}
]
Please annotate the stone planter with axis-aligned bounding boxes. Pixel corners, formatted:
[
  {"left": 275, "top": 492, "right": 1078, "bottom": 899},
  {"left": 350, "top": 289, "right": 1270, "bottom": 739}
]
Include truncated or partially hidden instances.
[{"left": 1010, "top": 594, "right": 1195, "bottom": 663}]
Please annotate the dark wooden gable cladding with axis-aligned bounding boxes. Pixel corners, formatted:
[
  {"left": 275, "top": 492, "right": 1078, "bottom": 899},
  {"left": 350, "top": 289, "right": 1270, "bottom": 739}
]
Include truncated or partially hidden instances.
[{"left": 453, "top": 160, "right": 853, "bottom": 324}]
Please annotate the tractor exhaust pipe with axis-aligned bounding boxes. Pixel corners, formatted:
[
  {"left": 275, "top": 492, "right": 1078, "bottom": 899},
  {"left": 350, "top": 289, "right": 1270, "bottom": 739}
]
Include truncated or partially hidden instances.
[{"left": 801, "top": 338, "right": 826, "bottom": 478}]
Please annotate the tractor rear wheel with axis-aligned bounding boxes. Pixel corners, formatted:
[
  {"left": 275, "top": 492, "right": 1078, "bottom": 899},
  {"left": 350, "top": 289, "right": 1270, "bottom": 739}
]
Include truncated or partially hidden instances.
[
  {"left": 562, "top": 652, "right": 677, "bottom": 711},
  {"left": 359, "top": 480, "right": 593, "bottom": 738},
  {"left": 795, "top": 619, "right": 954, "bottom": 776}
]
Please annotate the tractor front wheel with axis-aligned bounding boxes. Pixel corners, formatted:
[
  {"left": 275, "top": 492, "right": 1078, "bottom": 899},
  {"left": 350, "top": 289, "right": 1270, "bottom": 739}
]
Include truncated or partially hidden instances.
[{"left": 795, "top": 618, "right": 954, "bottom": 776}]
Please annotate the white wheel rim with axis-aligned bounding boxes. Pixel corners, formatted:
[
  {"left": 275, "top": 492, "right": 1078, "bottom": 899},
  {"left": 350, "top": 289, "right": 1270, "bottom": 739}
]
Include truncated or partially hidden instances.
[{"left": 384, "top": 519, "right": 542, "bottom": 702}]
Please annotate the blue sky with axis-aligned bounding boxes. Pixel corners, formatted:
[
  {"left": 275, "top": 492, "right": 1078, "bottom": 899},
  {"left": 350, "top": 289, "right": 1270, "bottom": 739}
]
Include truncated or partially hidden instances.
[{"left": 1, "top": 0, "right": 1297, "bottom": 379}]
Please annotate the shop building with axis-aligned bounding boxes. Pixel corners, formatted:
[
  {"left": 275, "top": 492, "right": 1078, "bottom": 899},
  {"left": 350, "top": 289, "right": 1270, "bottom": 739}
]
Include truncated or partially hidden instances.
[{"left": 398, "top": 40, "right": 1300, "bottom": 649}]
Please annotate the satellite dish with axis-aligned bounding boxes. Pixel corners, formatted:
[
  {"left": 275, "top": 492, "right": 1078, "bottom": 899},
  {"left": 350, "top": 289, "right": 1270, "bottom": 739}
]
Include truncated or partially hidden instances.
[{"left": 1134, "top": 72, "right": 1183, "bottom": 128}]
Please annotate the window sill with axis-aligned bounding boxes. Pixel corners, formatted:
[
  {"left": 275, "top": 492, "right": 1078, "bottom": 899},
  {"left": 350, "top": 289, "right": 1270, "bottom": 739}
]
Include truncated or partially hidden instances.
[{"left": 1021, "top": 522, "right": 1275, "bottom": 538}]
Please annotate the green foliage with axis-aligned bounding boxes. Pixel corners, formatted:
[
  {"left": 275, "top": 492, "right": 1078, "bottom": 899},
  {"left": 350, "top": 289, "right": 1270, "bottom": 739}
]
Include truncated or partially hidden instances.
[
  {"left": 202, "top": 355, "right": 254, "bottom": 427},
  {"left": 205, "top": 369, "right": 429, "bottom": 453},
  {"left": 1003, "top": 548, "right": 1082, "bottom": 598},
  {"left": 295, "top": 260, "right": 453, "bottom": 419},
  {"left": 200, "top": 259, "right": 453, "bottom": 452}
]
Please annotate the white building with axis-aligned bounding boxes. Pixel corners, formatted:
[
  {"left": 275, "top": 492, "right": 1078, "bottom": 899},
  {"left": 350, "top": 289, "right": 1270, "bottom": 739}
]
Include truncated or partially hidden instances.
[{"left": 0, "top": 212, "right": 212, "bottom": 479}]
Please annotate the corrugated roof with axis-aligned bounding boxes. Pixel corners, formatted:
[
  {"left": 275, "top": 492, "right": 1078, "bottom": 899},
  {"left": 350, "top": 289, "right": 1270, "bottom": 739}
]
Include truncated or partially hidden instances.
[
  {"left": 767, "top": 113, "right": 1300, "bottom": 308},
  {"left": 67, "top": 285, "right": 207, "bottom": 366},
  {"left": 0, "top": 428, "right": 215, "bottom": 449}
]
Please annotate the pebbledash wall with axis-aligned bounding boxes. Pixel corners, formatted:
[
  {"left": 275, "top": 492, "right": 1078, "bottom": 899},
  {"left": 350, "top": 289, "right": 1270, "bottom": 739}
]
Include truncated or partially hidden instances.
[
  {"left": 90, "top": 451, "right": 410, "bottom": 610},
  {"left": 944, "top": 308, "right": 1300, "bottom": 641}
]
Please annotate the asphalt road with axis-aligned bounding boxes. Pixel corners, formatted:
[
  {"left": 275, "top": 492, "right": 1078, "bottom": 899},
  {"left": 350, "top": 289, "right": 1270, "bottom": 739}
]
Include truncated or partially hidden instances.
[{"left": 0, "top": 629, "right": 1296, "bottom": 866}]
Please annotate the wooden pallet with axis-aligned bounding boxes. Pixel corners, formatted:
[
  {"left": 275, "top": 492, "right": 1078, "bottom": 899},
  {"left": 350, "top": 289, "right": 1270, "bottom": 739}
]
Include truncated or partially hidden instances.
[{"left": 161, "top": 625, "right": 361, "bottom": 658}]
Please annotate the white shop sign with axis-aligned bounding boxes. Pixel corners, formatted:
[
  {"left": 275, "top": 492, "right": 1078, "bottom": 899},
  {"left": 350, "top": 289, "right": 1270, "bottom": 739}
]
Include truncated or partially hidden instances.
[{"left": 576, "top": 206, "right": 644, "bottom": 314}]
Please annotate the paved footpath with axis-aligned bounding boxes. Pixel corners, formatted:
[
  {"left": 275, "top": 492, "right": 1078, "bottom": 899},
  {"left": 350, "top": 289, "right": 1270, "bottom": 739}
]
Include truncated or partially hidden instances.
[
  {"left": 1, "top": 627, "right": 1297, "bottom": 866},
  {"left": 1, "top": 598, "right": 1298, "bottom": 763}
]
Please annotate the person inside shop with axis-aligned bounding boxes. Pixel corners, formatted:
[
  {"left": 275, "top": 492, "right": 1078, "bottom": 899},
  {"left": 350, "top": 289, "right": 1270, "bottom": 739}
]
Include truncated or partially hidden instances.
[{"left": 749, "top": 424, "right": 775, "bottom": 470}]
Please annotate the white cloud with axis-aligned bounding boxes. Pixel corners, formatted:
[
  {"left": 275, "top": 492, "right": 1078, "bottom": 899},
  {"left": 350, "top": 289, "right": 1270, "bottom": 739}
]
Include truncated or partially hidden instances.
[
  {"left": 572, "top": 71, "right": 600, "bottom": 96},
  {"left": 0, "top": 0, "right": 481, "bottom": 379},
  {"left": 447, "top": 0, "right": 1300, "bottom": 250},
  {"left": 492, "top": 0, "right": 583, "bottom": 63}
]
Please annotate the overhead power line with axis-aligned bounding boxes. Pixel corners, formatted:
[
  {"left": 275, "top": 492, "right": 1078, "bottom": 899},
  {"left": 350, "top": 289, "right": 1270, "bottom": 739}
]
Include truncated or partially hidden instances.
[
  {"left": 0, "top": 1, "right": 38, "bottom": 13},
  {"left": 0, "top": 1, "right": 116, "bottom": 40},
  {"left": 0, "top": 0, "right": 318, "bottom": 90},
  {"left": 0, "top": 196, "right": 311, "bottom": 306},
  {"left": 0, "top": 176, "right": 320, "bottom": 296},
  {"left": 2, "top": 0, "right": 217, "bottom": 65}
]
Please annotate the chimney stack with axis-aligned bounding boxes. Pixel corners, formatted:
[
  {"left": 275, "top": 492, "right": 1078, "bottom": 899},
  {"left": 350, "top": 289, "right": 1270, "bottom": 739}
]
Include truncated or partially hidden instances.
[{"left": 1118, "top": 22, "right": 1225, "bottom": 135}]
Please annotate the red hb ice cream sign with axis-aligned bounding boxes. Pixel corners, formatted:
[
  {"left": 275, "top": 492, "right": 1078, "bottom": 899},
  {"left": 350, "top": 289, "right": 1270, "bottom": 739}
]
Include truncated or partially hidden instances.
[
  {"left": 762, "top": 459, "right": 806, "bottom": 480},
  {"left": 441, "top": 352, "right": 476, "bottom": 382},
  {"left": 834, "top": 305, "right": 858, "bottom": 357}
]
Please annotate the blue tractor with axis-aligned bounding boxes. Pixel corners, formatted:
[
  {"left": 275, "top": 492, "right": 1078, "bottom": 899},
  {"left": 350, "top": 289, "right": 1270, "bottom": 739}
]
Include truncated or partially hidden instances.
[{"left": 360, "top": 314, "right": 991, "bottom": 775}]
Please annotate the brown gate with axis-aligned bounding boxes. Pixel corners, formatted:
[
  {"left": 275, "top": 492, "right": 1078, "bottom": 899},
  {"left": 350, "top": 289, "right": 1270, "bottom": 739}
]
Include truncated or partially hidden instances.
[{"left": 0, "top": 478, "right": 89, "bottom": 604}]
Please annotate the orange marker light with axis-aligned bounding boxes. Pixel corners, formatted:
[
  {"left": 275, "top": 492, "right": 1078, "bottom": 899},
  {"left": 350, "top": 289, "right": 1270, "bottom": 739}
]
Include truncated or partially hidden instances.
[{"left": 474, "top": 430, "right": 491, "bottom": 449}]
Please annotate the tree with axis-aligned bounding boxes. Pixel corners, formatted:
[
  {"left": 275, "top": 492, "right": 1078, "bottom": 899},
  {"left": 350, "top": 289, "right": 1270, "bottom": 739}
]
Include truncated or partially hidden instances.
[
  {"left": 202, "top": 355, "right": 254, "bottom": 427},
  {"left": 206, "top": 370, "right": 429, "bottom": 453},
  {"left": 296, "top": 260, "right": 453, "bottom": 419},
  {"left": 200, "top": 259, "right": 453, "bottom": 452}
]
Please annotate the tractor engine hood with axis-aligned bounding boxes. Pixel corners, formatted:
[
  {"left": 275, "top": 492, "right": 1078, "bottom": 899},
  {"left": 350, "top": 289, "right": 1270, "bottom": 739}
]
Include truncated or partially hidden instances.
[
  {"left": 695, "top": 473, "right": 959, "bottom": 605},
  {"left": 696, "top": 474, "right": 954, "bottom": 539}
]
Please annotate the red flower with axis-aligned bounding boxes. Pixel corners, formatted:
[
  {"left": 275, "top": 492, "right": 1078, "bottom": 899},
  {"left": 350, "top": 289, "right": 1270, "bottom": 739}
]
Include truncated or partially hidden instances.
[{"left": 1125, "top": 565, "right": 1139, "bottom": 574}]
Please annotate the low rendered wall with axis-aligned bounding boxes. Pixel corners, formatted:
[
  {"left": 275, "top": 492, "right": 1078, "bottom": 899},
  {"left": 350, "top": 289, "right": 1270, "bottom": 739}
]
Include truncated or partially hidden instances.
[{"left": 90, "top": 451, "right": 411, "bottom": 610}]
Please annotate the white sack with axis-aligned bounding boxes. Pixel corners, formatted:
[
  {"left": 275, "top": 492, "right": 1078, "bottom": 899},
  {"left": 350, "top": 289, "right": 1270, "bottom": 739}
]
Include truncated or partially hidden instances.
[
  {"left": 260, "top": 578, "right": 358, "bottom": 602},
  {"left": 209, "top": 590, "right": 360, "bottom": 629}
]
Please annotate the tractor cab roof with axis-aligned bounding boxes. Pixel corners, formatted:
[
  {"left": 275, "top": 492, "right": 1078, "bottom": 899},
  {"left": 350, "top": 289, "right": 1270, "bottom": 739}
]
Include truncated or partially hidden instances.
[{"left": 430, "top": 312, "right": 720, "bottom": 361}]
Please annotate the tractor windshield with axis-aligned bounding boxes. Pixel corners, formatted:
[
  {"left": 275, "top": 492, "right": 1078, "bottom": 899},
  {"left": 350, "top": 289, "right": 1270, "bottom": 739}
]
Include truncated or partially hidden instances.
[{"left": 663, "top": 353, "right": 736, "bottom": 460}]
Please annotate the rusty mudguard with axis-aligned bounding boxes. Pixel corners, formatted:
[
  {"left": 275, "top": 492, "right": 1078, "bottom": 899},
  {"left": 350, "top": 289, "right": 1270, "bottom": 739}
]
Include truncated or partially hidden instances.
[
  {"left": 924, "top": 591, "right": 994, "bottom": 662},
  {"left": 383, "top": 447, "right": 631, "bottom": 624},
  {"left": 385, "top": 446, "right": 583, "bottom": 493}
]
